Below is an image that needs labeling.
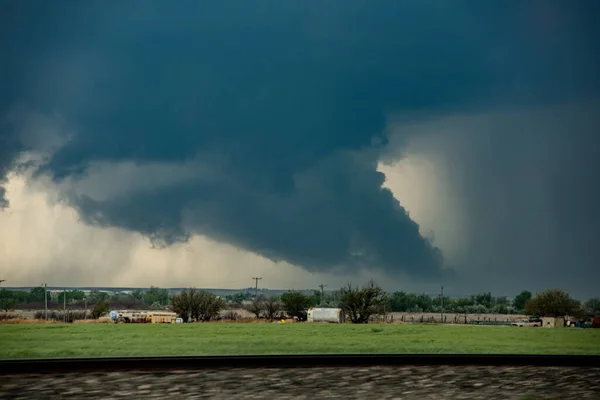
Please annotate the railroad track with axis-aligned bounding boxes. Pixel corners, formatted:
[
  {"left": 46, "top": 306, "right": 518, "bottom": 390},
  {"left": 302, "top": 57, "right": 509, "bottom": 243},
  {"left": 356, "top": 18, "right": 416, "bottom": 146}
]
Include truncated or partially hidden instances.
[
  {"left": 1, "top": 354, "right": 599, "bottom": 374},
  {"left": 1, "top": 355, "right": 599, "bottom": 399}
]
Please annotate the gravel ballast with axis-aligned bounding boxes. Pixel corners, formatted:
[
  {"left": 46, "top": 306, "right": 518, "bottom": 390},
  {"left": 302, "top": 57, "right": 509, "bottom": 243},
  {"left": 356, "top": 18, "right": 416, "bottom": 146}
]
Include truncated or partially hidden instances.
[{"left": 2, "top": 365, "right": 599, "bottom": 399}]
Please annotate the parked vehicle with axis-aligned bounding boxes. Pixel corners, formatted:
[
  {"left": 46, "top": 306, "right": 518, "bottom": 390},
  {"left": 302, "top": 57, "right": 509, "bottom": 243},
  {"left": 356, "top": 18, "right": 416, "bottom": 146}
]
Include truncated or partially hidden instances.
[
  {"left": 511, "top": 316, "right": 541, "bottom": 327},
  {"left": 470, "top": 320, "right": 512, "bottom": 326},
  {"left": 109, "top": 310, "right": 177, "bottom": 324}
]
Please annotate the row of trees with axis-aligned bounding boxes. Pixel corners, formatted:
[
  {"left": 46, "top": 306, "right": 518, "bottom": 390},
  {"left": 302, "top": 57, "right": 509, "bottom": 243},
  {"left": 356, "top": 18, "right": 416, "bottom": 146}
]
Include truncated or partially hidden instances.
[
  {"left": 297, "top": 285, "right": 594, "bottom": 323},
  {"left": 245, "top": 291, "right": 314, "bottom": 321},
  {"left": 0, "top": 286, "right": 171, "bottom": 312},
  {"left": 0, "top": 287, "right": 53, "bottom": 310},
  {"left": 234, "top": 288, "right": 599, "bottom": 316},
  {"left": 387, "top": 290, "right": 599, "bottom": 316},
  {"left": 223, "top": 288, "right": 536, "bottom": 315},
  {"left": 169, "top": 281, "right": 389, "bottom": 323},
  {"left": 2, "top": 284, "right": 599, "bottom": 322},
  {"left": 229, "top": 282, "right": 387, "bottom": 323},
  {"left": 387, "top": 291, "right": 516, "bottom": 314},
  {"left": 237, "top": 284, "right": 598, "bottom": 324}
]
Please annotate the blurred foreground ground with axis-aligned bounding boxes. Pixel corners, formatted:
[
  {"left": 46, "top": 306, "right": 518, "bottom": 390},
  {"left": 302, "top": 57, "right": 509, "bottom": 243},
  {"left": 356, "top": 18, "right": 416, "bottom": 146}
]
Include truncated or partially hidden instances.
[{"left": 2, "top": 365, "right": 599, "bottom": 399}]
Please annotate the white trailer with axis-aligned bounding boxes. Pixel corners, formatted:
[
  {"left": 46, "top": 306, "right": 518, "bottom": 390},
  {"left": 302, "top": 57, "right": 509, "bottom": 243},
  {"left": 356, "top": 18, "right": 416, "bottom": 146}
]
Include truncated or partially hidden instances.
[{"left": 307, "top": 307, "right": 346, "bottom": 323}]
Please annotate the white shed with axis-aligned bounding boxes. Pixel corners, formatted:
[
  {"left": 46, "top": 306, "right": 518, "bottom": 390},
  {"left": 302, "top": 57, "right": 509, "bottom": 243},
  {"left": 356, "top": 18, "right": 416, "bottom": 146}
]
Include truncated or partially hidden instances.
[{"left": 307, "top": 307, "right": 346, "bottom": 323}]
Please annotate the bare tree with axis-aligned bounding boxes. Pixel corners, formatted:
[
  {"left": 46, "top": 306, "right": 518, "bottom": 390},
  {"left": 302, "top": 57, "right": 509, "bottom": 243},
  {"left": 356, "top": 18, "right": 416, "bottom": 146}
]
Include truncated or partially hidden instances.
[
  {"left": 263, "top": 296, "right": 282, "bottom": 321},
  {"left": 196, "top": 291, "right": 226, "bottom": 321},
  {"left": 221, "top": 310, "right": 241, "bottom": 321},
  {"left": 339, "top": 280, "right": 387, "bottom": 324},
  {"left": 246, "top": 297, "right": 265, "bottom": 319}
]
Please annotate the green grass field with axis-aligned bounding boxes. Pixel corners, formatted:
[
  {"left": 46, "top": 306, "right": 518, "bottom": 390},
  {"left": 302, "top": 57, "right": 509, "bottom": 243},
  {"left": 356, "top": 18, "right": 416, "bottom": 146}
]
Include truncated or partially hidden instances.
[{"left": 1, "top": 323, "right": 599, "bottom": 359}]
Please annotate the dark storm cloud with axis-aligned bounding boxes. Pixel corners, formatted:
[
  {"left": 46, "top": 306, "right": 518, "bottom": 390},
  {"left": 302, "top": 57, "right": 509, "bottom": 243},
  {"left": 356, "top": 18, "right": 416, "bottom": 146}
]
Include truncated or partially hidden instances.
[
  {"left": 386, "top": 105, "right": 600, "bottom": 297},
  {"left": 0, "top": 131, "right": 21, "bottom": 208},
  {"left": 72, "top": 151, "right": 445, "bottom": 279},
  {"left": 1, "top": 1, "right": 599, "bottom": 281}
]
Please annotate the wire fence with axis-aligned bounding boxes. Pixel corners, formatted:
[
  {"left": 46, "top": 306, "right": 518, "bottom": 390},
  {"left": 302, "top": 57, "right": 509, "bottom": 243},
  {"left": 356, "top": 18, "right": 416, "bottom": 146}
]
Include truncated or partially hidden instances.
[{"left": 370, "top": 312, "right": 526, "bottom": 324}]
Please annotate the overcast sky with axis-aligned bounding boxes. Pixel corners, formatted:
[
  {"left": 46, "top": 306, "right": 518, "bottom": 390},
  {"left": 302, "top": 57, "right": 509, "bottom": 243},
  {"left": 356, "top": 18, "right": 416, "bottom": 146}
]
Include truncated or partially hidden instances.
[{"left": 1, "top": 1, "right": 599, "bottom": 298}]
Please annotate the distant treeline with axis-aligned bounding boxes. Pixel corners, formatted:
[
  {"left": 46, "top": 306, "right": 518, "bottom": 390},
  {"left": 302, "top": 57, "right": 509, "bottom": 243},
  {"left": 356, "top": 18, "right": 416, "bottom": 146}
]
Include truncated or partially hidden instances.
[
  {"left": 228, "top": 288, "right": 530, "bottom": 314},
  {"left": 2, "top": 285, "right": 599, "bottom": 317},
  {"left": 0, "top": 286, "right": 170, "bottom": 311},
  {"left": 225, "top": 288, "right": 600, "bottom": 316}
]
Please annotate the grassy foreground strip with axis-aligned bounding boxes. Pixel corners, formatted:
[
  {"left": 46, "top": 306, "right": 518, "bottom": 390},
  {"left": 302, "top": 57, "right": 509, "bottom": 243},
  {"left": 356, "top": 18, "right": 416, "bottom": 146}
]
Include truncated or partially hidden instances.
[{"left": 1, "top": 323, "right": 599, "bottom": 359}]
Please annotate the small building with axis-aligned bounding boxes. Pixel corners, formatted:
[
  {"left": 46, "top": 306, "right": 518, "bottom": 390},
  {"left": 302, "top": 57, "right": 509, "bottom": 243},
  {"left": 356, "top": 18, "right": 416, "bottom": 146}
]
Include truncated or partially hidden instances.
[
  {"left": 542, "top": 316, "right": 565, "bottom": 328},
  {"left": 307, "top": 307, "right": 346, "bottom": 323}
]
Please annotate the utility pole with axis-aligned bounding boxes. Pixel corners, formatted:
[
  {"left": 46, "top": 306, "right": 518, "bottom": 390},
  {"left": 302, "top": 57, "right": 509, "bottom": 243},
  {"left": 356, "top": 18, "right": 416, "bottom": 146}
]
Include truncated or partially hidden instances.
[
  {"left": 384, "top": 302, "right": 387, "bottom": 323},
  {"left": 84, "top": 297, "right": 87, "bottom": 320},
  {"left": 318, "top": 284, "right": 326, "bottom": 298},
  {"left": 440, "top": 285, "right": 444, "bottom": 324},
  {"left": 252, "top": 277, "right": 262, "bottom": 299},
  {"left": 43, "top": 283, "right": 48, "bottom": 321},
  {"left": 63, "top": 289, "right": 67, "bottom": 323},
  {"left": 318, "top": 284, "right": 327, "bottom": 305}
]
